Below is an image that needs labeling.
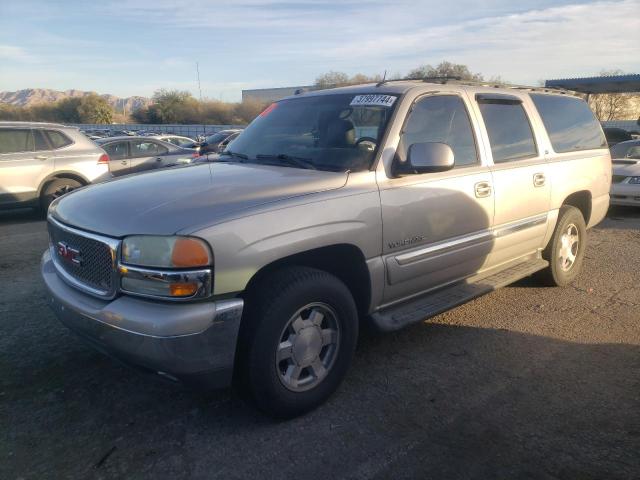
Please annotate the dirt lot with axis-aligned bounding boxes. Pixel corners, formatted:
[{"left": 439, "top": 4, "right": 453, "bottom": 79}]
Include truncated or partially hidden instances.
[{"left": 1, "top": 207, "right": 639, "bottom": 480}]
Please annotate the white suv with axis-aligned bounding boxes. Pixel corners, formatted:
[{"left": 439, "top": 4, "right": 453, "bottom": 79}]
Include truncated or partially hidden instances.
[{"left": 0, "top": 121, "right": 111, "bottom": 211}]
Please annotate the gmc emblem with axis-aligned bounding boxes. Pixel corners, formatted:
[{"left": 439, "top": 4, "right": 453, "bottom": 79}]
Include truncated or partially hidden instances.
[{"left": 57, "top": 241, "right": 83, "bottom": 266}]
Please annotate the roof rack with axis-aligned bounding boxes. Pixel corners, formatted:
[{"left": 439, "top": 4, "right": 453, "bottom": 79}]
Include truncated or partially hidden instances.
[{"left": 375, "top": 76, "right": 578, "bottom": 95}]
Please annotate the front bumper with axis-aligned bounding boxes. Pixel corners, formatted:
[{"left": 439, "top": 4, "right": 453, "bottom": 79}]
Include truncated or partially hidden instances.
[
  {"left": 610, "top": 184, "right": 640, "bottom": 207},
  {"left": 41, "top": 250, "right": 243, "bottom": 390}
]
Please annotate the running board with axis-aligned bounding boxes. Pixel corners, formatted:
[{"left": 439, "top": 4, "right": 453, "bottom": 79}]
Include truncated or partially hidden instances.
[{"left": 370, "top": 258, "right": 549, "bottom": 332}]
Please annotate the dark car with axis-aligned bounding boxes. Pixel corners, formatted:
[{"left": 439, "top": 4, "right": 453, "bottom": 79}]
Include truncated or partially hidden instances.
[
  {"left": 96, "top": 136, "right": 196, "bottom": 176},
  {"left": 199, "top": 129, "right": 243, "bottom": 155},
  {"left": 604, "top": 127, "right": 633, "bottom": 147}
]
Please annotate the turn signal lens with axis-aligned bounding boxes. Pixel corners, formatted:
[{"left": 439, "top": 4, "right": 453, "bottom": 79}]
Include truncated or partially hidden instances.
[
  {"left": 169, "top": 282, "right": 199, "bottom": 297},
  {"left": 171, "top": 238, "right": 211, "bottom": 267}
]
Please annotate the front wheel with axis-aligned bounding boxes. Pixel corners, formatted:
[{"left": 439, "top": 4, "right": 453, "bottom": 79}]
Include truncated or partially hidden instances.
[
  {"left": 537, "top": 205, "right": 587, "bottom": 286},
  {"left": 238, "top": 267, "right": 358, "bottom": 418}
]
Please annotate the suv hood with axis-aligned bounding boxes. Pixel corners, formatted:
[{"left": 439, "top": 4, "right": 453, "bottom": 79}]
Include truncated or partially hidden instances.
[{"left": 50, "top": 163, "right": 348, "bottom": 237}]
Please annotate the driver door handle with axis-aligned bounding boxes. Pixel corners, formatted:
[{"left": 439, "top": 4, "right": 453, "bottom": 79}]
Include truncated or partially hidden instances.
[
  {"left": 533, "top": 173, "right": 546, "bottom": 187},
  {"left": 475, "top": 181, "right": 492, "bottom": 198},
  {"left": 35, "top": 155, "right": 48, "bottom": 161}
]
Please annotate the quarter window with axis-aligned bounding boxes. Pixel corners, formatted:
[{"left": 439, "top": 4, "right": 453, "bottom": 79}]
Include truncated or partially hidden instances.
[
  {"left": 0, "top": 128, "right": 34, "bottom": 154},
  {"left": 478, "top": 100, "right": 537, "bottom": 163},
  {"left": 398, "top": 95, "right": 478, "bottom": 167},
  {"left": 45, "top": 130, "right": 73, "bottom": 149},
  {"left": 530, "top": 94, "right": 607, "bottom": 153}
]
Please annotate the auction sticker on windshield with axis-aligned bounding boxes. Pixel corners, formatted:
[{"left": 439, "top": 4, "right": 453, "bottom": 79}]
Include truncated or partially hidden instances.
[{"left": 350, "top": 95, "right": 397, "bottom": 108}]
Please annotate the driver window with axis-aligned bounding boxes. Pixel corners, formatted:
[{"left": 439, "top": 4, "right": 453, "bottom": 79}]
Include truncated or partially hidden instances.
[{"left": 398, "top": 95, "right": 478, "bottom": 167}]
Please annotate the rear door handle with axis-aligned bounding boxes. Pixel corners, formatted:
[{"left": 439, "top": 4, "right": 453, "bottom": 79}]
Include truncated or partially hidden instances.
[
  {"left": 120, "top": 160, "right": 127, "bottom": 165},
  {"left": 533, "top": 173, "right": 546, "bottom": 187},
  {"left": 475, "top": 181, "right": 492, "bottom": 198},
  {"left": 35, "top": 155, "right": 48, "bottom": 161}
]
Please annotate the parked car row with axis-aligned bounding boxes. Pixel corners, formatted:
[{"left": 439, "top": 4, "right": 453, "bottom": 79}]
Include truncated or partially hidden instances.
[{"left": 0, "top": 122, "right": 246, "bottom": 210}]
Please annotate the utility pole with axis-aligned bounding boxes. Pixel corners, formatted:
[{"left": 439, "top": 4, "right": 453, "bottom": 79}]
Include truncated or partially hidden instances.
[{"left": 196, "top": 62, "right": 203, "bottom": 102}]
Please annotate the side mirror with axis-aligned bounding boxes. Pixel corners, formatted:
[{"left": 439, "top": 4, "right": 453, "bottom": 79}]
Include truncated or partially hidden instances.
[{"left": 406, "top": 142, "right": 454, "bottom": 173}]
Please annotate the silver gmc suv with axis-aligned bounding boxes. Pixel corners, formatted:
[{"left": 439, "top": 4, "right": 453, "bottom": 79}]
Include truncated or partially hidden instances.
[
  {"left": 0, "top": 122, "right": 111, "bottom": 211},
  {"left": 41, "top": 81, "right": 611, "bottom": 417}
]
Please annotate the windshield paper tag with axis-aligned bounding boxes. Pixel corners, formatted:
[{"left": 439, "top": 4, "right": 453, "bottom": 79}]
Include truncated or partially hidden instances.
[{"left": 350, "top": 94, "right": 396, "bottom": 108}]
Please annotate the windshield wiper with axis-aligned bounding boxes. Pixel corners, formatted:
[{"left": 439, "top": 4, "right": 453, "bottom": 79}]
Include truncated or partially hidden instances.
[
  {"left": 217, "top": 150, "right": 249, "bottom": 162},
  {"left": 255, "top": 153, "right": 317, "bottom": 170}
]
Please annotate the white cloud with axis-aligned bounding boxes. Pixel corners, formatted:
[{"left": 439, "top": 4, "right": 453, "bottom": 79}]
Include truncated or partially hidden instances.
[
  {"left": 293, "top": 0, "right": 640, "bottom": 82},
  {"left": 0, "top": 45, "right": 33, "bottom": 62}
]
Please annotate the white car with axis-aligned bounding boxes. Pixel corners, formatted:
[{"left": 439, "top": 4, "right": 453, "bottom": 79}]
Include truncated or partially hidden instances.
[
  {"left": 149, "top": 135, "right": 198, "bottom": 149},
  {"left": 610, "top": 140, "right": 640, "bottom": 206},
  {"left": 0, "top": 121, "right": 111, "bottom": 211}
]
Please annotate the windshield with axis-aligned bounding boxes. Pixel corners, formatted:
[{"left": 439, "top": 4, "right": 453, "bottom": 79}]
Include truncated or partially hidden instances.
[{"left": 225, "top": 93, "right": 398, "bottom": 172}]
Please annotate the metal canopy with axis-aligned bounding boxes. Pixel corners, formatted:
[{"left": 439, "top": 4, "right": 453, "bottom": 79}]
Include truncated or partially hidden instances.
[{"left": 545, "top": 74, "right": 640, "bottom": 94}]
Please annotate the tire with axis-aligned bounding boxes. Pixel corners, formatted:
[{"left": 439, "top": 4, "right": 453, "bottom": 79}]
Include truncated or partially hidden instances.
[
  {"left": 40, "top": 178, "right": 83, "bottom": 213},
  {"left": 238, "top": 266, "right": 358, "bottom": 418},
  {"left": 537, "top": 205, "right": 587, "bottom": 287}
]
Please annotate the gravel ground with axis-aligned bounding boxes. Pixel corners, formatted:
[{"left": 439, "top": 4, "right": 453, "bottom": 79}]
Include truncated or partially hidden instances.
[{"left": 1, "top": 207, "right": 639, "bottom": 480}]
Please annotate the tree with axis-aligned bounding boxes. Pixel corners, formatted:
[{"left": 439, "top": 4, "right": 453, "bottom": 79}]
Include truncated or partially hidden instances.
[
  {"left": 588, "top": 69, "right": 633, "bottom": 121},
  {"left": 233, "top": 99, "right": 268, "bottom": 124},
  {"left": 315, "top": 71, "right": 351, "bottom": 89},
  {"left": 77, "top": 94, "right": 114, "bottom": 124},
  {"left": 55, "top": 97, "right": 83, "bottom": 123},
  {"left": 314, "top": 71, "right": 383, "bottom": 90},
  {"left": 407, "top": 61, "right": 484, "bottom": 81},
  {"left": 148, "top": 89, "right": 199, "bottom": 123}
]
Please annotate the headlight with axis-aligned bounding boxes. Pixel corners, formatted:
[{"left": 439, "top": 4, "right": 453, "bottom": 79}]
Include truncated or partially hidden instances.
[
  {"left": 628, "top": 176, "right": 640, "bottom": 184},
  {"left": 120, "top": 236, "right": 213, "bottom": 300},
  {"left": 122, "top": 235, "right": 211, "bottom": 268}
]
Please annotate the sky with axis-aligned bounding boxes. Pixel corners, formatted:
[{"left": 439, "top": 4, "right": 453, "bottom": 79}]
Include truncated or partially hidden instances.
[{"left": 0, "top": 0, "right": 639, "bottom": 102}]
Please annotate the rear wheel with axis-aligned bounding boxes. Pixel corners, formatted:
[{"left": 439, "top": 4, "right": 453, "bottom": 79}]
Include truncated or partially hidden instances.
[
  {"left": 537, "top": 205, "right": 587, "bottom": 286},
  {"left": 40, "top": 178, "right": 83, "bottom": 212},
  {"left": 238, "top": 266, "right": 358, "bottom": 418}
]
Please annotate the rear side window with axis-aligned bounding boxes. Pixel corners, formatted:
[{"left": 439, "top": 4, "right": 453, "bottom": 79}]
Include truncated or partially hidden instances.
[
  {"left": 45, "top": 130, "right": 73, "bottom": 149},
  {"left": 103, "top": 141, "right": 128, "bottom": 160},
  {"left": 0, "top": 128, "right": 34, "bottom": 154},
  {"left": 478, "top": 100, "right": 537, "bottom": 163},
  {"left": 531, "top": 94, "right": 606, "bottom": 153},
  {"left": 33, "top": 130, "right": 49, "bottom": 151},
  {"left": 131, "top": 140, "right": 168, "bottom": 157}
]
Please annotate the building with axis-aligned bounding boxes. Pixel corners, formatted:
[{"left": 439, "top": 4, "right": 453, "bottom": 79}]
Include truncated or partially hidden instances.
[{"left": 242, "top": 85, "right": 315, "bottom": 103}]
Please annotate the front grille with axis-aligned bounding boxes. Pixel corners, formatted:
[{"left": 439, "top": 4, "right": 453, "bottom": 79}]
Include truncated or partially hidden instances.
[
  {"left": 612, "top": 175, "right": 628, "bottom": 184},
  {"left": 48, "top": 219, "right": 117, "bottom": 296}
]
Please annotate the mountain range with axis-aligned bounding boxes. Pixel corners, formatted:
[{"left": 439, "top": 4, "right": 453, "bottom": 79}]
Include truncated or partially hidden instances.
[{"left": 0, "top": 88, "right": 151, "bottom": 113}]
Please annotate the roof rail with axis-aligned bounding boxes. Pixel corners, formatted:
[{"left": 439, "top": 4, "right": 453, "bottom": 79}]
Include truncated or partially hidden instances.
[{"left": 374, "top": 76, "right": 578, "bottom": 95}]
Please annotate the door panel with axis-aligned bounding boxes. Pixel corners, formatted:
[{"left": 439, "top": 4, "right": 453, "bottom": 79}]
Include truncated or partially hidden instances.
[
  {"left": 378, "top": 94, "right": 495, "bottom": 305},
  {"left": 380, "top": 170, "right": 494, "bottom": 302},
  {"left": 472, "top": 94, "right": 551, "bottom": 266},
  {"left": 0, "top": 128, "right": 53, "bottom": 205},
  {"left": 129, "top": 140, "right": 166, "bottom": 173},
  {"left": 103, "top": 141, "right": 130, "bottom": 176}
]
